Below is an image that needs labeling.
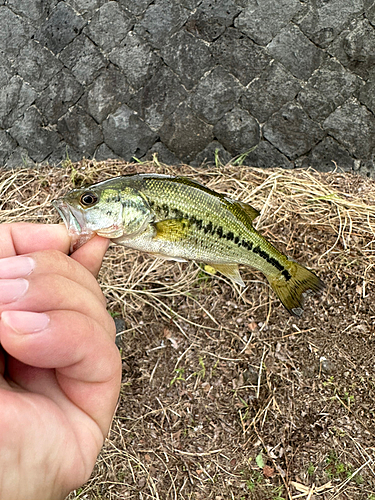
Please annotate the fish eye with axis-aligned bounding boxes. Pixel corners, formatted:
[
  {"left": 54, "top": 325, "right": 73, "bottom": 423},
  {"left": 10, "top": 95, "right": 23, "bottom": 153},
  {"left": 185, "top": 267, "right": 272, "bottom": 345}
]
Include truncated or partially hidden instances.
[{"left": 80, "top": 191, "right": 98, "bottom": 207}]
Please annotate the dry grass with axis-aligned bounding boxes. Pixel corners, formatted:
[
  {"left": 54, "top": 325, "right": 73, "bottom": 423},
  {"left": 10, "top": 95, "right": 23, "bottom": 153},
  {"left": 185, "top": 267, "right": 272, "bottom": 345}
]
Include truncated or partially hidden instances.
[{"left": 0, "top": 159, "right": 374, "bottom": 500}]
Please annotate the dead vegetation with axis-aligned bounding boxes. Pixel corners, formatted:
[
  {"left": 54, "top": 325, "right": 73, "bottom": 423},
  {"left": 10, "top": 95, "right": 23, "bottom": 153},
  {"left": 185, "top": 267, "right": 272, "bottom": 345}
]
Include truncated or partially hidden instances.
[{"left": 0, "top": 158, "right": 374, "bottom": 500}]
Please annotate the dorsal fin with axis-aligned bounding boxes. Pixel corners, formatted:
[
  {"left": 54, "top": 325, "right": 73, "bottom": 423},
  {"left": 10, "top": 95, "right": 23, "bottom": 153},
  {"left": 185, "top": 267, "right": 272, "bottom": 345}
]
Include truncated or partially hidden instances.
[
  {"left": 223, "top": 198, "right": 260, "bottom": 229},
  {"left": 236, "top": 201, "right": 260, "bottom": 221},
  {"left": 170, "top": 176, "right": 260, "bottom": 228}
]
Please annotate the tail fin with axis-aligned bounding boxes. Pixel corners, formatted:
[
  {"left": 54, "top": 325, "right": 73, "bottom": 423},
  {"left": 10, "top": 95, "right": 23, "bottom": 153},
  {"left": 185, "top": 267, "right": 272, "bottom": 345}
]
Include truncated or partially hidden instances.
[{"left": 267, "top": 262, "right": 324, "bottom": 317}]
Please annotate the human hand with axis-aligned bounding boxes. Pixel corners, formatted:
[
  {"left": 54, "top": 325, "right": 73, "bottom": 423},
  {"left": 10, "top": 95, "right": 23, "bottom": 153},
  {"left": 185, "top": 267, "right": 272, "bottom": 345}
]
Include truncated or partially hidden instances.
[{"left": 0, "top": 223, "right": 122, "bottom": 500}]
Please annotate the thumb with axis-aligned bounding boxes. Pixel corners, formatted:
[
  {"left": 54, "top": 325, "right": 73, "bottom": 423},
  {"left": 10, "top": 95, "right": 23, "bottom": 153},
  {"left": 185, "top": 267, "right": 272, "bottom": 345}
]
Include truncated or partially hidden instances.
[{"left": 70, "top": 236, "right": 110, "bottom": 277}]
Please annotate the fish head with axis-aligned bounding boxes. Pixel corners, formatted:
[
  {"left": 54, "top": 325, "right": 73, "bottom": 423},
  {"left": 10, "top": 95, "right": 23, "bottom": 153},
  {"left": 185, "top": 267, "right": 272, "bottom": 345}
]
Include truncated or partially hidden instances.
[{"left": 52, "top": 181, "right": 152, "bottom": 252}]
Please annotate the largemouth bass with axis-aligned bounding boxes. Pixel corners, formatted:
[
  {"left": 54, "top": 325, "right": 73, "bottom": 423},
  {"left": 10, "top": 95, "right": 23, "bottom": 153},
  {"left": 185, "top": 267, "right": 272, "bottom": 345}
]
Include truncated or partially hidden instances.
[{"left": 52, "top": 174, "right": 324, "bottom": 316}]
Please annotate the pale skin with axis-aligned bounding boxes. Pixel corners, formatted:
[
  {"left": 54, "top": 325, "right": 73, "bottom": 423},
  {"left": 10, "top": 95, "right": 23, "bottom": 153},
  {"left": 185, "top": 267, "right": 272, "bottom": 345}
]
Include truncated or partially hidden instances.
[{"left": 0, "top": 223, "right": 122, "bottom": 500}]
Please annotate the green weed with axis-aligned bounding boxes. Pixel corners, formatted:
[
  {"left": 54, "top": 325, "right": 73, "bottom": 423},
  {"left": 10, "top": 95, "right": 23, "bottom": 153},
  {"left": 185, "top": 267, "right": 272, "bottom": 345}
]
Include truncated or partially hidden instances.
[
  {"left": 170, "top": 367, "right": 185, "bottom": 386},
  {"left": 325, "top": 451, "right": 363, "bottom": 484},
  {"left": 307, "top": 463, "right": 315, "bottom": 476}
]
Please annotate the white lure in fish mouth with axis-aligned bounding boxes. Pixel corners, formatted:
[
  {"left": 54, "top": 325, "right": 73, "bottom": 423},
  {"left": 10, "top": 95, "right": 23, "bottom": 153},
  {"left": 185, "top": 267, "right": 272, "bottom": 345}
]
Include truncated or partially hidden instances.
[{"left": 52, "top": 199, "right": 96, "bottom": 253}]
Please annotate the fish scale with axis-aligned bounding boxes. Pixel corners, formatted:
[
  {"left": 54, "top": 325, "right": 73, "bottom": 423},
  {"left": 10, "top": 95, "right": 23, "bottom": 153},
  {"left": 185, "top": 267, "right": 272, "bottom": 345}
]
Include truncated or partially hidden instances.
[{"left": 52, "top": 174, "right": 324, "bottom": 316}]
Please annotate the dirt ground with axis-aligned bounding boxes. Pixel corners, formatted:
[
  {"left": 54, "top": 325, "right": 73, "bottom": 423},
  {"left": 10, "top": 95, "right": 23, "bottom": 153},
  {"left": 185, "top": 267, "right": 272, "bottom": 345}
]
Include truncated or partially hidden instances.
[{"left": 1, "top": 160, "right": 374, "bottom": 500}]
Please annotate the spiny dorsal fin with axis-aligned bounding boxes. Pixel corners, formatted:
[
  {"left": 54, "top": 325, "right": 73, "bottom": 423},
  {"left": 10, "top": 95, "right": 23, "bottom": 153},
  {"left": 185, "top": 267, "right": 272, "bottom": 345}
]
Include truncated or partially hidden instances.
[
  {"left": 154, "top": 218, "right": 190, "bottom": 241},
  {"left": 236, "top": 201, "right": 260, "bottom": 222},
  {"left": 223, "top": 198, "right": 260, "bottom": 228},
  {"left": 171, "top": 176, "right": 260, "bottom": 228},
  {"left": 205, "top": 262, "right": 245, "bottom": 287}
]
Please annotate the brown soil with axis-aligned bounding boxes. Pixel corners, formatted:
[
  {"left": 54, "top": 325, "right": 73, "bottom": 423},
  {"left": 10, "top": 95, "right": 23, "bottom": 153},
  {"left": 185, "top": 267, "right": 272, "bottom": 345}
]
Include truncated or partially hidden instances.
[{"left": 1, "top": 160, "right": 374, "bottom": 500}]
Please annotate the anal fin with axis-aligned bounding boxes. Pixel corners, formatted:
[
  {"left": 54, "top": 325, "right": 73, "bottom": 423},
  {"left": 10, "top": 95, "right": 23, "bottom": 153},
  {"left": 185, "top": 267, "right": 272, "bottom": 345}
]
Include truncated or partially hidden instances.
[{"left": 206, "top": 262, "right": 245, "bottom": 287}]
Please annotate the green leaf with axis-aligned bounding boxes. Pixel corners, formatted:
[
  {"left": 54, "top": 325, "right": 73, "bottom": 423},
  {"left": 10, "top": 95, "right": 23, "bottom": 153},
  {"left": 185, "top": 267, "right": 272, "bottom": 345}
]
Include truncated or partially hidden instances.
[{"left": 256, "top": 453, "right": 265, "bottom": 468}]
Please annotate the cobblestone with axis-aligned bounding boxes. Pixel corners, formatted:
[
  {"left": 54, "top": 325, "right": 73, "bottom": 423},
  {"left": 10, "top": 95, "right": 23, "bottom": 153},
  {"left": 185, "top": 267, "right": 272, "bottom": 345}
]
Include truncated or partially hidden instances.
[
  {"left": 240, "top": 62, "right": 300, "bottom": 123},
  {"left": 102, "top": 104, "right": 157, "bottom": 160},
  {"left": 213, "top": 107, "right": 260, "bottom": 157},
  {"left": 263, "top": 102, "right": 325, "bottom": 160},
  {"left": 323, "top": 98, "right": 375, "bottom": 159},
  {"left": 57, "top": 106, "right": 103, "bottom": 156},
  {"left": 35, "top": 1, "right": 86, "bottom": 54}
]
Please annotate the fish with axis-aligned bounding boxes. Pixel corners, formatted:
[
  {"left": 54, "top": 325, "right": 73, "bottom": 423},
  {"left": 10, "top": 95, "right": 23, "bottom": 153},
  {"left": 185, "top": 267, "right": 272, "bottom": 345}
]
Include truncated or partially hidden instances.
[{"left": 52, "top": 174, "right": 324, "bottom": 317}]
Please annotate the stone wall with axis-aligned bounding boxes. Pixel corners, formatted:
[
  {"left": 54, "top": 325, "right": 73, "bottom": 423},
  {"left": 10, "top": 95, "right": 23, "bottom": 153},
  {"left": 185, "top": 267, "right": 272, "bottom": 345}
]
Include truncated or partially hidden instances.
[{"left": 0, "top": 0, "right": 375, "bottom": 176}]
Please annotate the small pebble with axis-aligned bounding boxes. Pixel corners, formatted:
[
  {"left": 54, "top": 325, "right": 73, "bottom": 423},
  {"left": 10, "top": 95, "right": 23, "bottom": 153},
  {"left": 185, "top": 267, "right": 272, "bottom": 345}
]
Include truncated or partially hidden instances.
[{"left": 320, "top": 356, "right": 335, "bottom": 375}]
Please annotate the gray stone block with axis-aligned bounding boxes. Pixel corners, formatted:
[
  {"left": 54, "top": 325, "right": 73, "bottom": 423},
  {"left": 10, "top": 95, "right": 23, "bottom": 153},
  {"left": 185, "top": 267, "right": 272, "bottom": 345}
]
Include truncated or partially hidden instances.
[
  {"left": 235, "top": 0, "right": 302, "bottom": 46},
  {"left": 267, "top": 24, "right": 326, "bottom": 81},
  {"left": 296, "top": 136, "right": 354, "bottom": 172},
  {"left": 143, "top": 141, "right": 181, "bottom": 165},
  {"left": 0, "top": 6, "right": 31, "bottom": 56},
  {"left": 94, "top": 142, "right": 121, "bottom": 161},
  {"left": 240, "top": 62, "right": 300, "bottom": 123},
  {"left": 132, "top": 65, "right": 187, "bottom": 130},
  {"left": 59, "top": 34, "right": 107, "bottom": 85},
  {"left": 57, "top": 106, "right": 103, "bottom": 156},
  {"left": 297, "top": 58, "right": 361, "bottom": 122},
  {"left": 159, "top": 102, "right": 214, "bottom": 162},
  {"left": 0, "top": 76, "right": 37, "bottom": 129},
  {"left": 85, "top": 2, "right": 133, "bottom": 52},
  {"left": 323, "top": 98, "right": 375, "bottom": 159},
  {"left": 117, "top": 0, "right": 153, "bottom": 16},
  {"left": 35, "top": 68, "right": 83, "bottom": 123},
  {"left": 5, "top": 147, "right": 34, "bottom": 169},
  {"left": 160, "top": 31, "right": 213, "bottom": 90},
  {"left": 6, "top": 0, "right": 51, "bottom": 22},
  {"left": 47, "top": 141, "right": 83, "bottom": 165},
  {"left": 87, "top": 67, "right": 131, "bottom": 123},
  {"left": 246, "top": 140, "right": 293, "bottom": 169},
  {"left": 365, "top": 0, "right": 375, "bottom": 25},
  {"left": 134, "top": 0, "right": 189, "bottom": 49},
  {"left": 178, "top": 0, "right": 202, "bottom": 9},
  {"left": 0, "top": 52, "right": 14, "bottom": 87},
  {"left": 102, "top": 104, "right": 158, "bottom": 160},
  {"left": 185, "top": 0, "right": 241, "bottom": 42},
  {"left": 189, "top": 66, "right": 243, "bottom": 124},
  {"left": 213, "top": 107, "right": 260, "bottom": 157},
  {"left": 191, "top": 141, "right": 232, "bottom": 168},
  {"left": 35, "top": 2, "right": 85, "bottom": 54},
  {"left": 0, "top": 130, "right": 17, "bottom": 165},
  {"left": 65, "top": 0, "right": 105, "bottom": 17},
  {"left": 354, "top": 160, "right": 375, "bottom": 178},
  {"left": 263, "top": 102, "right": 325, "bottom": 160},
  {"left": 298, "top": 0, "right": 364, "bottom": 48},
  {"left": 9, "top": 106, "right": 61, "bottom": 162},
  {"left": 328, "top": 18, "right": 375, "bottom": 79},
  {"left": 109, "top": 32, "right": 160, "bottom": 90},
  {"left": 16, "top": 40, "right": 63, "bottom": 92},
  {"left": 211, "top": 28, "right": 271, "bottom": 86},
  {"left": 357, "top": 71, "right": 375, "bottom": 114}
]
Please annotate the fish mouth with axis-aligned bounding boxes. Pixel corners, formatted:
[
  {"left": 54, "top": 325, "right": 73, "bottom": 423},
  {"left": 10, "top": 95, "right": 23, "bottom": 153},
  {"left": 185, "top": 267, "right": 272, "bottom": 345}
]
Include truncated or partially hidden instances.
[
  {"left": 52, "top": 199, "right": 95, "bottom": 252},
  {"left": 52, "top": 199, "right": 82, "bottom": 234}
]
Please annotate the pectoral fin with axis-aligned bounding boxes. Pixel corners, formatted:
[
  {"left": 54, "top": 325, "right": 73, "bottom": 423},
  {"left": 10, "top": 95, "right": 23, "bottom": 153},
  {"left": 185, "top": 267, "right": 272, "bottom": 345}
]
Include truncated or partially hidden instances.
[
  {"left": 206, "top": 262, "right": 245, "bottom": 287},
  {"left": 154, "top": 218, "right": 190, "bottom": 242}
]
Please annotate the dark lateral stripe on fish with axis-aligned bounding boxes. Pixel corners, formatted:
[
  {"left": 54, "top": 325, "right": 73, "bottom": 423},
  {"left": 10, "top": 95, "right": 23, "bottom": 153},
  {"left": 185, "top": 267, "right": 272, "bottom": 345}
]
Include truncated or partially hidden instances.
[
  {"left": 149, "top": 202, "right": 291, "bottom": 281},
  {"left": 253, "top": 245, "right": 292, "bottom": 280}
]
